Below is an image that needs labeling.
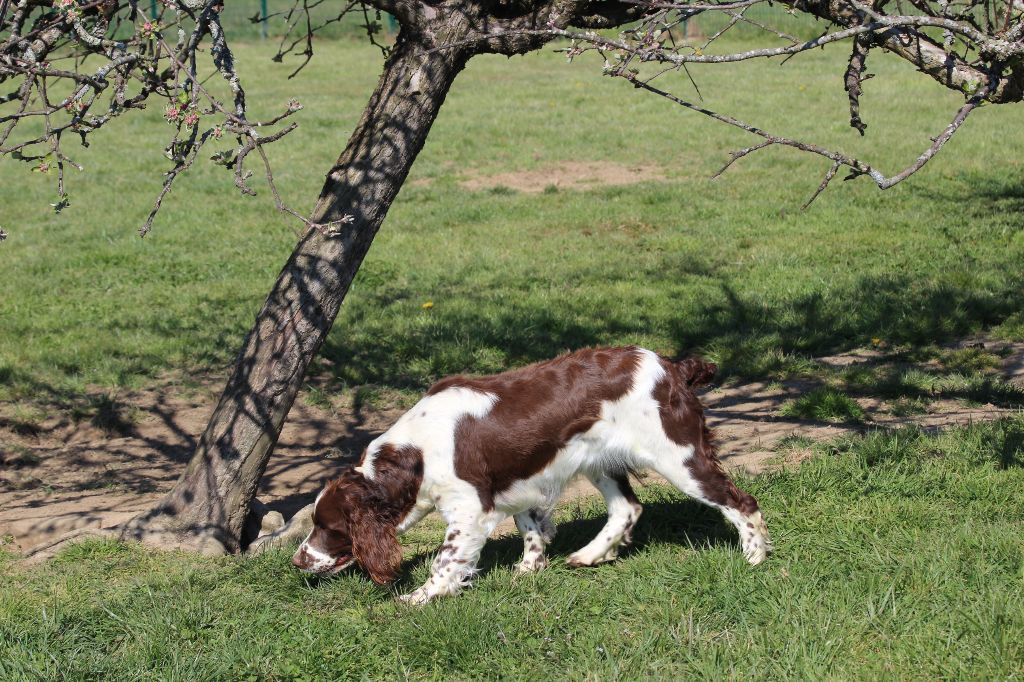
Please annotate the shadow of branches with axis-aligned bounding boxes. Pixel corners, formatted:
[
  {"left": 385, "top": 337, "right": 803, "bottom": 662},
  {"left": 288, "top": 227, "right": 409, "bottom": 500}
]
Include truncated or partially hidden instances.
[
  {"left": 360, "top": 496, "right": 742, "bottom": 593},
  {"left": 317, "top": 264, "right": 1023, "bottom": 389}
]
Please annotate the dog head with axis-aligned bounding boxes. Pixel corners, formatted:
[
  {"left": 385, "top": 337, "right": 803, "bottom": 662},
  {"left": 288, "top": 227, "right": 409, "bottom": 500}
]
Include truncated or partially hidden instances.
[{"left": 291, "top": 468, "right": 403, "bottom": 584}]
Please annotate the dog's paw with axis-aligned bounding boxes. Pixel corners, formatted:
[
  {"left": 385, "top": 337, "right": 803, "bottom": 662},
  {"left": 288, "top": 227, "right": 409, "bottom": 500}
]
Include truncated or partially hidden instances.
[
  {"left": 741, "top": 512, "right": 772, "bottom": 566},
  {"left": 744, "top": 541, "right": 769, "bottom": 565},
  {"left": 398, "top": 588, "right": 431, "bottom": 606},
  {"left": 565, "top": 548, "right": 617, "bottom": 568},
  {"left": 514, "top": 555, "right": 549, "bottom": 573},
  {"left": 565, "top": 555, "right": 590, "bottom": 569}
]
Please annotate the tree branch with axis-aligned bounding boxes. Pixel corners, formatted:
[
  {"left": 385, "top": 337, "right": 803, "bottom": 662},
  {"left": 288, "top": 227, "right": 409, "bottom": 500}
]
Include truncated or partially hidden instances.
[
  {"left": 784, "top": 0, "right": 1024, "bottom": 102},
  {"left": 620, "top": 70, "right": 990, "bottom": 197},
  {"left": 844, "top": 35, "right": 870, "bottom": 135},
  {"left": 569, "top": 0, "right": 646, "bottom": 28},
  {"left": 359, "top": 0, "right": 425, "bottom": 26}
]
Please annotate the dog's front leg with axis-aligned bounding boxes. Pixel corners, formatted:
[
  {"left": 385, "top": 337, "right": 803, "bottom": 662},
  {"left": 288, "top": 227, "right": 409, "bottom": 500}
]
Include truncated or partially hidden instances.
[
  {"left": 395, "top": 502, "right": 433, "bottom": 535},
  {"left": 400, "top": 523, "right": 489, "bottom": 605},
  {"left": 513, "top": 508, "right": 555, "bottom": 573}
]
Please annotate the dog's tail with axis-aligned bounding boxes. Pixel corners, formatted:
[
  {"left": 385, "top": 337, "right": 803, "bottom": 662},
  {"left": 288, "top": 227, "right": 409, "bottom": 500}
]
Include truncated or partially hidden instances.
[{"left": 674, "top": 356, "right": 717, "bottom": 388}]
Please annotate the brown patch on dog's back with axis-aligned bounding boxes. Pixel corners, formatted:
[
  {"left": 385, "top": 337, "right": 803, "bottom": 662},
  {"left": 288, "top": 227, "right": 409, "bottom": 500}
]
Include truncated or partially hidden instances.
[{"left": 437, "top": 347, "right": 642, "bottom": 510}]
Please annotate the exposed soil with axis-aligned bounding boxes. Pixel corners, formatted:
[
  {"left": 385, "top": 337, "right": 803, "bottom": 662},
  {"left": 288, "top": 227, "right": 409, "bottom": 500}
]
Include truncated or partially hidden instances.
[
  {"left": 2, "top": 340, "right": 1022, "bottom": 554},
  {"left": 458, "top": 161, "right": 667, "bottom": 193}
]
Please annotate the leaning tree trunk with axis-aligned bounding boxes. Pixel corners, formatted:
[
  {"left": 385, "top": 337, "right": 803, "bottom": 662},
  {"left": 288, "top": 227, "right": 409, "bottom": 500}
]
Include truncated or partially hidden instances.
[{"left": 121, "top": 26, "right": 470, "bottom": 554}]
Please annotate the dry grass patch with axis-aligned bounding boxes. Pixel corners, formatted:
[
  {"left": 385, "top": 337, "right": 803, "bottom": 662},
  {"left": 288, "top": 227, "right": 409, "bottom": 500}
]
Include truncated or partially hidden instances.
[{"left": 459, "top": 160, "right": 666, "bottom": 193}]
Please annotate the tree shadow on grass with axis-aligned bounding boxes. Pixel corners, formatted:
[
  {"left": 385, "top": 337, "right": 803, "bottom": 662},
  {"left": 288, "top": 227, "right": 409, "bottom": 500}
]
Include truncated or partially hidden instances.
[
  {"left": 850, "top": 364, "right": 1024, "bottom": 407},
  {"left": 4, "top": 171, "right": 1023, "bottom": 404},
  {"left": 311, "top": 170, "right": 1024, "bottom": 387},
  {"left": 308, "top": 170, "right": 1024, "bottom": 393},
  {"left": 925, "top": 171, "right": 1024, "bottom": 230},
  {"left": 315, "top": 264, "right": 1024, "bottom": 390},
  {"left": 990, "top": 419, "right": 1024, "bottom": 470}
]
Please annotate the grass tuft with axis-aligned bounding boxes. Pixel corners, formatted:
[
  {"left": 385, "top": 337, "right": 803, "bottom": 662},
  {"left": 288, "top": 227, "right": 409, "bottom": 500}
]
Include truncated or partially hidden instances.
[
  {"left": 70, "top": 393, "right": 140, "bottom": 435},
  {"left": 773, "top": 434, "right": 815, "bottom": 451},
  {"left": 779, "top": 386, "right": 866, "bottom": 423},
  {"left": 888, "top": 396, "right": 931, "bottom": 417},
  {"left": 938, "top": 347, "right": 1002, "bottom": 373}
]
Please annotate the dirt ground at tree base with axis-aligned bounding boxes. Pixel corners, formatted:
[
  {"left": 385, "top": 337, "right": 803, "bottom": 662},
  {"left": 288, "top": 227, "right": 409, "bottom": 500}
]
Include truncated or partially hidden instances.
[{"left": 2, "top": 339, "right": 1022, "bottom": 554}]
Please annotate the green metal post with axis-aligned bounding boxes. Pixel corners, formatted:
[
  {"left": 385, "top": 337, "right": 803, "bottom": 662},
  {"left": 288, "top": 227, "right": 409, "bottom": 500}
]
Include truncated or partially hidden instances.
[{"left": 261, "top": 0, "right": 268, "bottom": 39}]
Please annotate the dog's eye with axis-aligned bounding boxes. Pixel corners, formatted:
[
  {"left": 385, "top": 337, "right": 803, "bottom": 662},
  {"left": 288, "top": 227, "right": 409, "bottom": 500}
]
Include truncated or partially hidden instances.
[{"left": 312, "top": 527, "right": 351, "bottom": 554}]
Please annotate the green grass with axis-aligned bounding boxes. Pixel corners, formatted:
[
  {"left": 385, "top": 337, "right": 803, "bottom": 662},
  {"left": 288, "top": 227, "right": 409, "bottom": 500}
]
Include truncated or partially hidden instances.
[
  {"left": 841, "top": 364, "right": 1024, "bottom": 407},
  {"left": 773, "top": 434, "right": 816, "bottom": 451},
  {"left": 4, "top": 33, "right": 1024, "bottom": 680},
  {"left": 888, "top": 396, "right": 931, "bottom": 417},
  {"left": 2, "top": 38, "right": 1024, "bottom": 404},
  {"left": 779, "top": 386, "right": 866, "bottom": 423},
  {"left": 3, "top": 417, "right": 1024, "bottom": 679}
]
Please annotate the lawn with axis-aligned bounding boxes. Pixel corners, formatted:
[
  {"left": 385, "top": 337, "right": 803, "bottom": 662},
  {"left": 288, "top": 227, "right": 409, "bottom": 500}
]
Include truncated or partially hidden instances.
[
  {"left": 3, "top": 30, "right": 1024, "bottom": 681},
  {"left": 1, "top": 36, "right": 1023, "bottom": 404},
  {"left": 3, "top": 418, "right": 1023, "bottom": 679}
]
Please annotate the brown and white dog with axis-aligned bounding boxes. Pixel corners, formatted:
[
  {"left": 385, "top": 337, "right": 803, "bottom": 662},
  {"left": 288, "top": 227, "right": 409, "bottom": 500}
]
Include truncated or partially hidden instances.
[{"left": 292, "top": 346, "right": 771, "bottom": 604}]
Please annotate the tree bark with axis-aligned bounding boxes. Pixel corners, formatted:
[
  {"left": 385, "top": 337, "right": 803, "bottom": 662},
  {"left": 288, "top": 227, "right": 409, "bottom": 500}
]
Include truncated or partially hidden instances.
[{"left": 121, "top": 26, "right": 469, "bottom": 553}]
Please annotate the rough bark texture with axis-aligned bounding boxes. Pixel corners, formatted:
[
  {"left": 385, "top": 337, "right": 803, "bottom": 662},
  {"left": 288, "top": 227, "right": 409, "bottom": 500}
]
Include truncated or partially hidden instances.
[
  {"left": 121, "top": 26, "right": 471, "bottom": 553},
  {"left": 786, "top": 0, "right": 1024, "bottom": 102},
  {"left": 110, "top": 0, "right": 725, "bottom": 555}
]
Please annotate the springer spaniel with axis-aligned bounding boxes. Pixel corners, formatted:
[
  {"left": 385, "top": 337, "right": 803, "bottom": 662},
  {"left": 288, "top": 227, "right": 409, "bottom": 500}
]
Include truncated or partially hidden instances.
[{"left": 292, "top": 346, "right": 771, "bottom": 604}]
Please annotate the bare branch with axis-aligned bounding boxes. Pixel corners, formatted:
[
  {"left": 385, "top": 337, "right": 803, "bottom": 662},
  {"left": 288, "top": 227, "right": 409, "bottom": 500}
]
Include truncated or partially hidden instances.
[
  {"left": 620, "top": 70, "right": 990, "bottom": 195},
  {"left": 803, "top": 160, "right": 842, "bottom": 208},
  {"left": 844, "top": 36, "right": 870, "bottom": 135},
  {"left": 3, "top": 0, "right": 1024, "bottom": 230}
]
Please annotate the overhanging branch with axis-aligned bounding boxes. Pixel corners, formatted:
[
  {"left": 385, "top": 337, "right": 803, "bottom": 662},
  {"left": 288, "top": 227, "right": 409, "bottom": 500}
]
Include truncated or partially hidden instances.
[
  {"left": 620, "top": 71, "right": 990, "bottom": 201},
  {"left": 783, "top": 0, "right": 1024, "bottom": 102}
]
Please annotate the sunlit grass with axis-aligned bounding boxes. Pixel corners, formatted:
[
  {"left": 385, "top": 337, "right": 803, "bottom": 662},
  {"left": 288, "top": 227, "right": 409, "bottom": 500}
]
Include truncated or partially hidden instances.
[
  {"left": 779, "top": 386, "right": 865, "bottom": 423},
  {"left": 3, "top": 417, "right": 1023, "bottom": 679},
  {"left": 1, "top": 39, "right": 1023, "bottom": 404},
  {"left": 3, "top": 34, "right": 1024, "bottom": 680}
]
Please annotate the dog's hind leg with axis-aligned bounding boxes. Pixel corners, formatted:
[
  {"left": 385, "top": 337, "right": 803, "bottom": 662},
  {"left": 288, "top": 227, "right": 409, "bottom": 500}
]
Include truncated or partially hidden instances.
[
  {"left": 649, "top": 445, "right": 771, "bottom": 565},
  {"left": 513, "top": 508, "right": 555, "bottom": 573},
  {"left": 566, "top": 473, "right": 643, "bottom": 568}
]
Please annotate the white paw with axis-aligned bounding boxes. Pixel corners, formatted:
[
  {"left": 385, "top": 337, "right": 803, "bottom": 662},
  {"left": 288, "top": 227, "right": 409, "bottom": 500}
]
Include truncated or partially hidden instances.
[
  {"left": 565, "top": 550, "right": 591, "bottom": 568},
  {"left": 398, "top": 588, "right": 431, "bottom": 606},
  {"left": 566, "top": 547, "right": 617, "bottom": 568},
  {"left": 743, "top": 536, "right": 771, "bottom": 565},
  {"left": 741, "top": 512, "right": 772, "bottom": 565},
  {"left": 514, "top": 555, "right": 548, "bottom": 573}
]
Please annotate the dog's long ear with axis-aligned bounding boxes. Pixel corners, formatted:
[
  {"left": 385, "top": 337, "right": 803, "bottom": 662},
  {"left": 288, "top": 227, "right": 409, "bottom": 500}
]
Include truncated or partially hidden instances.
[
  {"left": 350, "top": 504, "right": 402, "bottom": 585},
  {"left": 675, "top": 357, "right": 717, "bottom": 388}
]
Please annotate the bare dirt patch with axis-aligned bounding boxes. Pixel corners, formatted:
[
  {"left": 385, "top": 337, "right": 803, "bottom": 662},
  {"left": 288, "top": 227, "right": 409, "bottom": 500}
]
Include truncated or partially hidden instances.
[
  {"left": 459, "top": 161, "right": 666, "bottom": 193},
  {"left": 702, "top": 383, "right": 1016, "bottom": 474},
  {"left": 2, "top": 340, "right": 1022, "bottom": 554},
  {"left": 0, "top": 383, "right": 405, "bottom": 554}
]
